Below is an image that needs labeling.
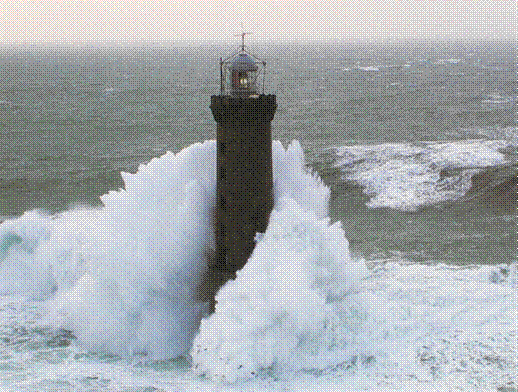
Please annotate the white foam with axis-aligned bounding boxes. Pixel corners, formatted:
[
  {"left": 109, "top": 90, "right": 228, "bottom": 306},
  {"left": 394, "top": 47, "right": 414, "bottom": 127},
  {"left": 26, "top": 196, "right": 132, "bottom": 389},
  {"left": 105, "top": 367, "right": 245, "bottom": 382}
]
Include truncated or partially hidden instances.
[
  {"left": 272, "top": 140, "right": 330, "bottom": 219},
  {"left": 1, "top": 141, "right": 218, "bottom": 359},
  {"left": 462, "top": 126, "right": 518, "bottom": 146},
  {"left": 481, "top": 93, "right": 517, "bottom": 106},
  {"left": 0, "top": 140, "right": 516, "bottom": 390},
  {"left": 358, "top": 66, "right": 379, "bottom": 72},
  {"left": 191, "top": 197, "right": 369, "bottom": 382},
  {"left": 0, "top": 139, "right": 331, "bottom": 362},
  {"left": 333, "top": 139, "right": 512, "bottom": 211},
  {"left": 191, "top": 247, "right": 517, "bottom": 387},
  {"left": 435, "top": 59, "right": 463, "bottom": 65}
]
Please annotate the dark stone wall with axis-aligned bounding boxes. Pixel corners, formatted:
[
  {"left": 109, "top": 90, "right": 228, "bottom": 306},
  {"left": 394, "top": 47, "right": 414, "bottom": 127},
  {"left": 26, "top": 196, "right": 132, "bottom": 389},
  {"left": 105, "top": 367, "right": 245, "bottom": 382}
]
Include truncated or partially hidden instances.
[
  {"left": 210, "top": 95, "right": 277, "bottom": 124},
  {"left": 197, "top": 95, "right": 276, "bottom": 303}
]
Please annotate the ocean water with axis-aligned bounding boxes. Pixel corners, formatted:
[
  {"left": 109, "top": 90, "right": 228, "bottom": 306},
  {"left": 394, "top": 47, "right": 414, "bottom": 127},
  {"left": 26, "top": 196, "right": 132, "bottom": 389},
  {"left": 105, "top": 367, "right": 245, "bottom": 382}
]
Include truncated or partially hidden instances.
[{"left": 0, "top": 42, "right": 516, "bottom": 391}]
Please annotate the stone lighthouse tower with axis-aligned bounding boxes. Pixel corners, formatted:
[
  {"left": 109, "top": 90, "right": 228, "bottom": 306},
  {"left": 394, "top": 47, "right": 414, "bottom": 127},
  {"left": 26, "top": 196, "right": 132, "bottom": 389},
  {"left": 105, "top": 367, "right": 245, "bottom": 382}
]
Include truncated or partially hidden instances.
[{"left": 198, "top": 33, "right": 277, "bottom": 304}]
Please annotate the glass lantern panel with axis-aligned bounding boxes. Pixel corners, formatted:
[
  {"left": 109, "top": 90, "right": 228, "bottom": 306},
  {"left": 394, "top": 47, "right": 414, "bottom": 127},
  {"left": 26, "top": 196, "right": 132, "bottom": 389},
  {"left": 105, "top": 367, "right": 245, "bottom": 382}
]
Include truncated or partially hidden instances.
[{"left": 239, "top": 72, "right": 248, "bottom": 88}]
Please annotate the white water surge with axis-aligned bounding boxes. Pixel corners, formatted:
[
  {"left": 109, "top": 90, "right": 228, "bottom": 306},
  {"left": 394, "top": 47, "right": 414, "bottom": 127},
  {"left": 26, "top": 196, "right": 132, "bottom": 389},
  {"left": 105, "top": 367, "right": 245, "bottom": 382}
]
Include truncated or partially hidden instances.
[
  {"left": 0, "top": 140, "right": 515, "bottom": 391},
  {"left": 332, "top": 139, "right": 513, "bottom": 211}
]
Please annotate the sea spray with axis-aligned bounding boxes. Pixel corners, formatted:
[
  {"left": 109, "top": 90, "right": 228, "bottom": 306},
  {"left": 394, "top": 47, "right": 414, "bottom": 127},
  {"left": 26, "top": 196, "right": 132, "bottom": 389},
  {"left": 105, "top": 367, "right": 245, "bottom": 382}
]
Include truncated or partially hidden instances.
[
  {"left": 0, "top": 140, "right": 516, "bottom": 390},
  {"left": 272, "top": 140, "right": 329, "bottom": 219},
  {"left": 0, "top": 139, "right": 356, "bottom": 364},
  {"left": 1, "top": 141, "right": 218, "bottom": 359},
  {"left": 190, "top": 140, "right": 369, "bottom": 382},
  {"left": 191, "top": 197, "right": 369, "bottom": 382},
  {"left": 332, "top": 139, "right": 513, "bottom": 211}
]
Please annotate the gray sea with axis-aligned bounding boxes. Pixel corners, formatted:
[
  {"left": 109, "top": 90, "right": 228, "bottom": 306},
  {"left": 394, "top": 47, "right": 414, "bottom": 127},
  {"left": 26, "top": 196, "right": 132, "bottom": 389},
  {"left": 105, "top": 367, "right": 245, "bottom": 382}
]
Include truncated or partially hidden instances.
[{"left": 0, "top": 41, "right": 516, "bottom": 391}]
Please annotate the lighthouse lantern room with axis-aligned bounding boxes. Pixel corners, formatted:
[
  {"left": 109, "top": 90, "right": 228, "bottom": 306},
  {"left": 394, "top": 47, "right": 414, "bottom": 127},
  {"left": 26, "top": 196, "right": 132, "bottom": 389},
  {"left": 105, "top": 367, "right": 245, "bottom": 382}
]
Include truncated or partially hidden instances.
[{"left": 220, "top": 32, "right": 265, "bottom": 97}]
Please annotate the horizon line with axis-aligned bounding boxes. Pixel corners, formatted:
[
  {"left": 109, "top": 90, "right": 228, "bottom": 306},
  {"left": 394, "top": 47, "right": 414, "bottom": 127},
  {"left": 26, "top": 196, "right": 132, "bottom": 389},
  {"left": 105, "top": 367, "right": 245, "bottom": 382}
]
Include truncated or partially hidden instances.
[{"left": 0, "top": 37, "right": 513, "bottom": 49}]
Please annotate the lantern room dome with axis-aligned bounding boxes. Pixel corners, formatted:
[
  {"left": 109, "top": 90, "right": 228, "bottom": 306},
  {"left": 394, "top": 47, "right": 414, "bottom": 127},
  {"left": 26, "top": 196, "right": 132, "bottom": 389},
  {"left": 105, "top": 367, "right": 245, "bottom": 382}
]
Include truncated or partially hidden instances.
[{"left": 230, "top": 53, "right": 258, "bottom": 72}]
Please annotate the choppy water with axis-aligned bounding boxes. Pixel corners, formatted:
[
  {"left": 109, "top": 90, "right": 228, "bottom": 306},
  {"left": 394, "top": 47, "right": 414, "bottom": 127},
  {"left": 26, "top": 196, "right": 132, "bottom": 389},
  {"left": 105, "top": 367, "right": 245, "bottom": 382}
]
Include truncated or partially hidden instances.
[{"left": 0, "top": 42, "right": 516, "bottom": 391}]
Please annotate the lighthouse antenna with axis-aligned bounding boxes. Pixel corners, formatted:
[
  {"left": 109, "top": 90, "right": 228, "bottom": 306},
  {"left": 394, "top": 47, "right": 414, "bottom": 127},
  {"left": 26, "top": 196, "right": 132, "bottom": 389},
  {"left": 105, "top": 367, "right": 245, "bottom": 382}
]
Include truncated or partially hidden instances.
[{"left": 234, "top": 31, "right": 253, "bottom": 51}]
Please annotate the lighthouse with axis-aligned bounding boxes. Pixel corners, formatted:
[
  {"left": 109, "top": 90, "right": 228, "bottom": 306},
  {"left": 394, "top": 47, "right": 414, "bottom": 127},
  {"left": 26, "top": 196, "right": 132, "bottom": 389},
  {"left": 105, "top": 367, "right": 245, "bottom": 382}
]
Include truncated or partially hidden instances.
[{"left": 197, "top": 33, "right": 277, "bottom": 305}]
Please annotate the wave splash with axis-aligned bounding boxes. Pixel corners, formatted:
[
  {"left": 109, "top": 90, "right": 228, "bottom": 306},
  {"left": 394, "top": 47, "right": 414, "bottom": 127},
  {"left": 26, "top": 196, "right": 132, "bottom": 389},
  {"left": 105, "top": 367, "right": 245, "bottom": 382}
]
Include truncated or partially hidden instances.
[
  {"left": 185, "top": 142, "right": 370, "bottom": 383},
  {"left": 1, "top": 140, "right": 218, "bottom": 359},
  {"left": 0, "top": 140, "right": 357, "bottom": 364},
  {"left": 191, "top": 197, "right": 369, "bottom": 382},
  {"left": 332, "top": 139, "right": 514, "bottom": 211},
  {"left": 0, "top": 140, "right": 516, "bottom": 389}
]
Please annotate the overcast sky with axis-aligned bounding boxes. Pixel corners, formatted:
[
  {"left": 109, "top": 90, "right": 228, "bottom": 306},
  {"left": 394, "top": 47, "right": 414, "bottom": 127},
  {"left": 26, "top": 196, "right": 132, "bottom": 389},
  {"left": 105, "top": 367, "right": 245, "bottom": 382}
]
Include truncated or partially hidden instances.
[{"left": 0, "top": 0, "right": 515, "bottom": 46}]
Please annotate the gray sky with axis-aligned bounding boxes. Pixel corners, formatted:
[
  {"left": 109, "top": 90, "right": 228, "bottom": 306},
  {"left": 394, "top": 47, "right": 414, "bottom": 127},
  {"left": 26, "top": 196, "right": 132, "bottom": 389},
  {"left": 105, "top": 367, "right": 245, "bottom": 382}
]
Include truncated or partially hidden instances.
[{"left": 0, "top": 1, "right": 515, "bottom": 46}]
